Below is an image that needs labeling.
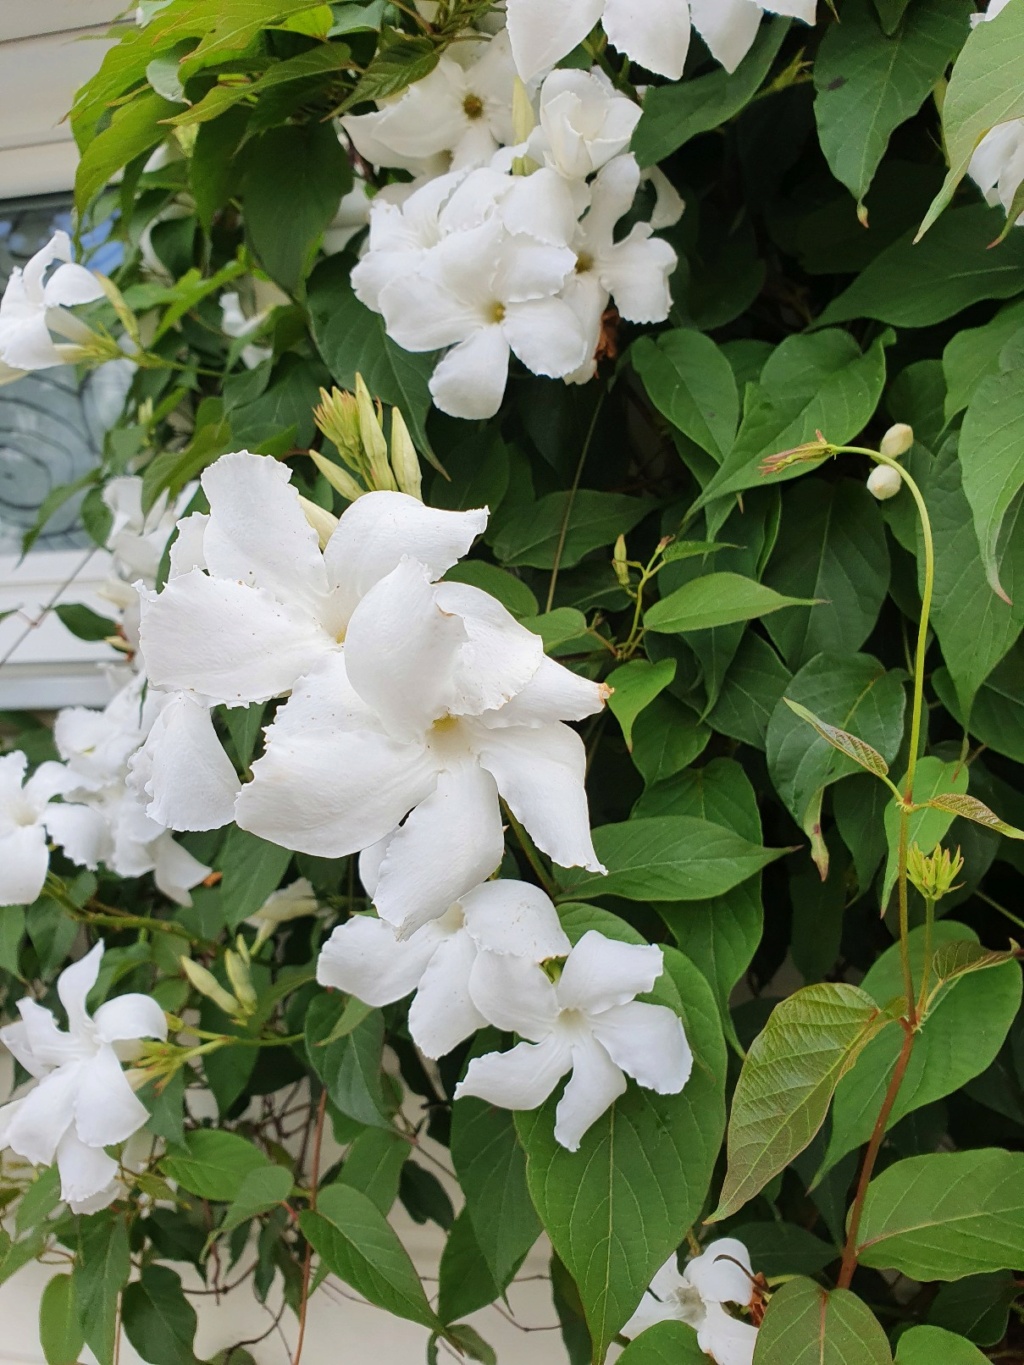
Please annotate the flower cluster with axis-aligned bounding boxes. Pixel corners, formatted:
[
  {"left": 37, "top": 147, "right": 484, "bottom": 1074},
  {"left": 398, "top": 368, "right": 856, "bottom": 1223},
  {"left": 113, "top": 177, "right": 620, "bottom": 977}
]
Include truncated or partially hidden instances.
[{"left": 344, "top": 30, "right": 681, "bottom": 418}]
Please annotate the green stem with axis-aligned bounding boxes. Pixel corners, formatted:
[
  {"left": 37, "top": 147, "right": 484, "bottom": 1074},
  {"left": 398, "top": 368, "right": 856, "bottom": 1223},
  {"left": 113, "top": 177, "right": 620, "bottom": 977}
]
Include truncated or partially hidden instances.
[
  {"left": 917, "top": 895, "right": 936, "bottom": 1020},
  {"left": 545, "top": 393, "right": 604, "bottom": 614},
  {"left": 504, "top": 805, "right": 556, "bottom": 896}
]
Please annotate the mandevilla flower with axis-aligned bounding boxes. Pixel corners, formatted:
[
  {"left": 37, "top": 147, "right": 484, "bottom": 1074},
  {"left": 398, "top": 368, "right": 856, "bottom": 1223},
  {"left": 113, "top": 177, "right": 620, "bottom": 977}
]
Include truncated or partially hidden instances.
[
  {"left": 455, "top": 931, "right": 692, "bottom": 1150},
  {"left": 317, "top": 874, "right": 570, "bottom": 1059},
  {"left": 0, "top": 230, "right": 106, "bottom": 378},
  {"left": 0, "top": 752, "right": 108, "bottom": 908},
  {"left": 0, "top": 943, "right": 167, "bottom": 1211},
  {"left": 623, "top": 1238, "right": 760, "bottom": 1365}
]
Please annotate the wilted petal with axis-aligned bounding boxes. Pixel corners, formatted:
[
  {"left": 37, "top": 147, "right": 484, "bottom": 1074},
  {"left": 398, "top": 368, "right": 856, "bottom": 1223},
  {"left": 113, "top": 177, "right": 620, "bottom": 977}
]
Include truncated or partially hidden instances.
[
  {"left": 476, "top": 722, "right": 603, "bottom": 872},
  {"left": 554, "top": 1035, "right": 627, "bottom": 1151},
  {"left": 74, "top": 1046, "right": 149, "bottom": 1147},
  {"left": 558, "top": 933, "right": 663, "bottom": 1013},
  {"left": 506, "top": 0, "right": 603, "bottom": 79},
  {"left": 408, "top": 930, "right": 487, "bottom": 1058},
  {"left": 603, "top": 0, "right": 691, "bottom": 79},
  {"left": 372, "top": 763, "right": 506, "bottom": 936},
  {"left": 686, "top": 1240, "right": 755, "bottom": 1308},
  {"left": 57, "top": 943, "right": 104, "bottom": 1036},
  {"left": 0, "top": 826, "right": 50, "bottom": 907},
  {"left": 461, "top": 880, "right": 570, "bottom": 960},
  {"left": 94, "top": 993, "right": 168, "bottom": 1046},
  {"left": 56, "top": 1128, "right": 120, "bottom": 1209},
  {"left": 590, "top": 1001, "right": 692, "bottom": 1094},
  {"left": 467, "top": 949, "right": 560, "bottom": 1040},
  {"left": 317, "top": 915, "right": 438, "bottom": 1005},
  {"left": 130, "top": 693, "right": 240, "bottom": 832},
  {"left": 430, "top": 327, "right": 512, "bottom": 421},
  {"left": 455, "top": 1033, "right": 572, "bottom": 1110}
]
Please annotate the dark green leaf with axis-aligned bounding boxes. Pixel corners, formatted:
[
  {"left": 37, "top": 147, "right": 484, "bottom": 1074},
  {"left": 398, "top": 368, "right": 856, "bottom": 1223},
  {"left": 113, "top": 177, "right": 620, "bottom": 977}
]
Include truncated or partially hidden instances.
[
  {"left": 39, "top": 1275, "right": 84, "bottom": 1365},
  {"left": 491, "top": 490, "right": 655, "bottom": 570},
  {"left": 75, "top": 1214, "right": 131, "bottom": 1365},
  {"left": 122, "top": 1266, "right": 198, "bottom": 1365}
]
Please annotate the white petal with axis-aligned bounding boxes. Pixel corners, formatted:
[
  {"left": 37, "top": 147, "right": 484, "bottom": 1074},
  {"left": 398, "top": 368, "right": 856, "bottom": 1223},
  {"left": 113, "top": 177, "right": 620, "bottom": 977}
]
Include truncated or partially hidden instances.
[
  {"left": 201, "top": 452, "right": 330, "bottom": 615},
  {"left": 57, "top": 943, "right": 104, "bottom": 1035},
  {"left": 467, "top": 949, "right": 560, "bottom": 1040},
  {"left": 94, "top": 993, "right": 168, "bottom": 1046},
  {"left": 3, "top": 1066, "right": 79, "bottom": 1164},
  {"left": 603, "top": 0, "right": 691, "bottom": 79},
  {"left": 502, "top": 297, "right": 590, "bottom": 379},
  {"left": 150, "top": 833, "right": 210, "bottom": 906},
  {"left": 460, "top": 880, "right": 570, "bottom": 959},
  {"left": 0, "top": 827, "right": 50, "bottom": 906},
  {"left": 139, "top": 570, "right": 331, "bottom": 705},
  {"left": 74, "top": 1047, "right": 149, "bottom": 1146},
  {"left": 344, "top": 559, "right": 466, "bottom": 740},
  {"left": 43, "top": 261, "right": 104, "bottom": 307},
  {"left": 8, "top": 1000, "right": 79, "bottom": 1072},
  {"left": 168, "top": 511, "right": 209, "bottom": 578},
  {"left": 455, "top": 1033, "right": 572, "bottom": 1109},
  {"left": 602, "top": 229, "right": 677, "bottom": 324},
  {"left": 316, "top": 915, "right": 438, "bottom": 1006},
  {"left": 358, "top": 837, "right": 389, "bottom": 900},
  {"left": 476, "top": 722, "right": 603, "bottom": 872},
  {"left": 56, "top": 1128, "right": 120, "bottom": 1209},
  {"left": 0, "top": 313, "right": 64, "bottom": 370},
  {"left": 691, "top": 0, "right": 762, "bottom": 71},
  {"left": 558, "top": 933, "right": 663, "bottom": 1013},
  {"left": 236, "top": 655, "right": 438, "bottom": 857},
  {"left": 686, "top": 1240, "right": 755, "bottom": 1307},
  {"left": 764, "top": 0, "right": 816, "bottom": 21},
  {"left": 0, "top": 750, "right": 28, "bottom": 805},
  {"left": 25, "top": 760, "right": 81, "bottom": 804},
  {"left": 554, "top": 1035, "right": 627, "bottom": 1150},
  {"left": 130, "top": 693, "right": 240, "bottom": 832},
  {"left": 506, "top": 0, "right": 603, "bottom": 79},
  {"left": 621, "top": 1290, "right": 683, "bottom": 1341},
  {"left": 590, "top": 1001, "right": 692, "bottom": 1094},
  {"left": 323, "top": 491, "right": 487, "bottom": 629},
  {"left": 43, "top": 803, "right": 110, "bottom": 870},
  {"left": 480, "top": 655, "right": 609, "bottom": 728},
  {"left": 499, "top": 171, "right": 582, "bottom": 249},
  {"left": 430, "top": 328, "right": 511, "bottom": 420},
  {"left": 698, "top": 1304, "right": 759, "bottom": 1365},
  {"left": 409, "top": 931, "right": 487, "bottom": 1058},
  {"left": 434, "top": 580, "right": 543, "bottom": 717},
  {"left": 372, "top": 762, "right": 506, "bottom": 936}
]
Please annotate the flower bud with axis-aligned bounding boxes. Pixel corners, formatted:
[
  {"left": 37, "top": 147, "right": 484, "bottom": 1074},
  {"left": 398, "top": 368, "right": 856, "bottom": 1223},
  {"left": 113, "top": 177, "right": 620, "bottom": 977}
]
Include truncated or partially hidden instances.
[
  {"left": 225, "top": 946, "right": 258, "bottom": 1016},
  {"left": 880, "top": 422, "right": 914, "bottom": 458},
  {"left": 356, "top": 374, "right": 397, "bottom": 491},
  {"left": 867, "top": 465, "right": 903, "bottom": 500},
  {"left": 612, "top": 535, "right": 630, "bottom": 588},
  {"left": 907, "top": 843, "right": 964, "bottom": 902},
  {"left": 512, "top": 76, "right": 536, "bottom": 145},
  {"left": 248, "top": 877, "right": 319, "bottom": 949},
  {"left": 309, "top": 447, "right": 365, "bottom": 504},
  {"left": 180, "top": 956, "right": 239, "bottom": 1017},
  {"left": 389, "top": 407, "right": 422, "bottom": 500},
  {"left": 297, "top": 494, "right": 339, "bottom": 549},
  {"left": 313, "top": 386, "right": 364, "bottom": 473}
]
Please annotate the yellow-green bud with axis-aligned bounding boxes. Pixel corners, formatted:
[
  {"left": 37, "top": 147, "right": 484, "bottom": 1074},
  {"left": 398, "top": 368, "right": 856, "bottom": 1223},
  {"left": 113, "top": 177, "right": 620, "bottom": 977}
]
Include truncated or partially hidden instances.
[
  {"left": 389, "top": 407, "right": 422, "bottom": 500},
  {"left": 313, "top": 386, "right": 364, "bottom": 472},
  {"left": 612, "top": 534, "right": 630, "bottom": 588},
  {"left": 907, "top": 842, "right": 964, "bottom": 902},
  {"left": 308, "top": 449, "right": 365, "bottom": 504},
  {"left": 297, "top": 494, "right": 339, "bottom": 549},
  {"left": 880, "top": 422, "right": 914, "bottom": 458},
  {"left": 225, "top": 946, "right": 258, "bottom": 1016},
  {"left": 180, "top": 956, "right": 239, "bottom": 1017},
  {"left": 355, "top": 374, "right": 397, "bottom": 491}
]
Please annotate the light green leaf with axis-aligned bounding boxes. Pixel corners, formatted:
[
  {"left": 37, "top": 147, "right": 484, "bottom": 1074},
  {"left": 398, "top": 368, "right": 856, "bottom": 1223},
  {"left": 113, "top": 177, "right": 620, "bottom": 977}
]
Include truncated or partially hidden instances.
[
  {"left": 920, "top": 0, "right": 1024, "bottom": 235},
  {"left": 121, "top": 1266, "right": 198, "bottom": 1365},
  {"left": 753, "top": 1278, "right": 893, "bottom": 1363},
  {"left": 517, "top": 948, "right": 726, "bottom": 1364},
  {"left": 607, "top": 659, "right": 678, "bottom": 750},
  {"left": 632, "top": 331, "right": 739, "bottom": 462},
  {"left": 558, "top": 815, "right": 784, "bottom": 902},
  {"left": 75, "top": 91, "right": 182, "bottom": 215},
  {"left": 857, "top": 1148, "right": 1024, "bottom": 1278},
  {"left": 39, "top": 1275, "right": 84, "bottom": 1365},
  {"left": 710, "top": 983, "right": 896, "bottom": 1221},
  {"left": 920, "top": 791, "right": 1024, "bottom": 839},
  {"left": 814, "top": 0, "right": 971, "bottom": 205},
  {"left": 520, "top": 607, "right": 589, "bottom": 650},
  {"left": 491, "top": 490, "right": 654, "bottom": 570},
  {"left": 630, "top": 694, "right": 710, "bottom": 785},
  {"left": 959, "top": 368, "right": 1024, "bottom": 602},
  {"left": 301, "top": 1184, "right": 441, "bottom": 1329},
  {"left": 216, "top": 1165, "right": 293, "bottom": 1237},
  {"left": 896, "top": 1326, "right": 988, "bottom": 1364},
  {"left": 617, "top": 1321, "right": 706, "bottom": 1363},
  {"left": 707, "top": 633, "right": 793, "bottom": 750},
  {"left": 443, "top": 562, "right": 536, "bottom": 619},
  {"left": 305, "top": 994, "right": 390, "bottom": 1128},
  {"left": 646, "top": 573, "right": 818, "bottom": 635},
  {"left": 161, "top": 1130, "right": 272, "bottom": 1202}
]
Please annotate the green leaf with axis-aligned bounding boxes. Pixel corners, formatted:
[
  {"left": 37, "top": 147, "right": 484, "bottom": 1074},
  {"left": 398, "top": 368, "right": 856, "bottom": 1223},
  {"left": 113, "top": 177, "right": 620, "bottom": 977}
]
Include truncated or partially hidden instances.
[
  {"left": 301, "top": 1184, "right": 441, "bottom": 1329},
  {"left": 819, "top": 204, "right": 1024, "bottom": 327},
  {"left": 491, "top": 490, "right": 654, "bottom": 570},
  {"left": 763, "top": 478, "right": 890, "bottom": 668},
  {"left": 437, "top": 1211, "right": 502, "bottom": 1325},
  {"left": 857, "top": 1148, "right": 1024, "bottom": 1278},
  {"left": 633, "top": 18, "right": 790, "bottom": 165},
  {"left": 959, "top": 368, "right": 1024, "bottom": 602},
  {"left": 444, "top": 562, "right": 536, "bottom": 618},
  {"left": 929, "top": 1272, "right": 1018, "bottom": 1345},
  {"left": 216, "top": 1165, "right": 293, "bottom": 1237},
  {"left": 241, "top": 122, "right": 351, "bottom": 292},
  {"left": 52, "top": 603, "right": 120, "bottom": 643},
  {"left": 753, "top": 1278, "right": 893, "bottom": 1364},
  {"left": 783, "top": 699, "right": 892, "bottom": 782},
  {"left": 122, "top": 1266, "right": 198, "bottom": 1365},
  {"left": 920, "top": 791, "right": 1024, "bottom": 839},
  {"left": 305, "top": 992, "right": 390, "bottom": 1127},
  {"left": 896, "top": 1326, "right": 988, "bottom": 1364},
  {"left": 630, "top": 694, "right": 711, "bottom": 786},
  {"left": 920, "top": 0, "right": 1024, "bottom": 235},
  {"left": 942, "top": 299, "right": 1024, "bottom": 417},
  {"left": 16, "top": 1165, "right": 62, "bottom": 1235},
  {"left": 822, "top": 923, "right": 1022, "bottom": 1178},
  {"left": 617, "top": 1321, "right": 706, "bottom": 1363},
  {"left": 516, "top": 947, "right": 726, "bottom": 1363},
  {"left": 606, "top": 659, "right": 677, "bottom": 750},
  {"left": 520, "top": 607, "right": 589, "bottom": 650},
  {"left": 707, "top": 634, "right": 793, "bottom": 750},
  {"left": 710, "top": 983, "right": 896, "bottom": 1221},
  {"left": 881, "top": 756, "right": 969, "bottom": 907},
  {"left": 76, "top": 91, "right": 182, "bottom": 214},
  {"left": 934, "top": 644, "right": 1024, "bottom": 763},
  {"left": 39, "top": 1275, "right": 84, "bottom": 1365},
  {"left": 163, "top": 0, "right": 332, "bottom": 78},
  {"left": 730, "top": 1221, "right": 839, "bottom": 1278},
  {"left": 215, "top": 826, "right": 293, "bottom": 930},
  {"left": 646, "top": 573, "right": 818, "bottom": 635},
  {"left": 632, "top": 331, "right": 739, "bottom": 462},
  {"left": 340, "top": 30, "right": 439, "bottom": 108},
  {"left": 336, "top": 1128, "right": 408, "bottom": 1214},
  {"left": 558, "top": 815, "right": 784, "bottom": 901},
  {"left": 75, "top": 1214, "right": 131, "bottom": 1365},
  {"left": 814, "top": 0, "right": 971, "bottom": 206},
  {"left": 161, "top": 1130, "right": 271, "bottom": 1202}
]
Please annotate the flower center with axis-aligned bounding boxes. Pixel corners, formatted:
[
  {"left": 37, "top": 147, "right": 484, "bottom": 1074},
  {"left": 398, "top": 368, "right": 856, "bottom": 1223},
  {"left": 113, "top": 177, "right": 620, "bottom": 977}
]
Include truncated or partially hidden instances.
[
  {"left": 463, "top": 92, "right": 485, "bottom": 120},
  {"left": 9, "top": 799, "right": 38, "bottom": 827},
  {"left": 575, "top": 251, "right": 594, "bottom": 274},
  {"left": 488, "top": 301, "right": 506, "bottom": 324}
]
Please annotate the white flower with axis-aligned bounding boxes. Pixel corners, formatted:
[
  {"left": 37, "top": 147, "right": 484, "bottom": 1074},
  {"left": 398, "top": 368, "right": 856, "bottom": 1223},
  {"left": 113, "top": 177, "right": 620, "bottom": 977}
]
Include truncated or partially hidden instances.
[
  {"left": 0, "top": 943, "right": 167, "bottom": 1212},
  {"left": 968, "top": 118, "right": 1024, "bottom": 225},
  {"left": 0, "top": 230, "right": 105, "bottom": 372},
  {"left": 317, "top": 877, "right": 570, "bottom": 1059},
  {"left": 343, "top": 31, "right": 518, "bottom": 173},
  {"left": 455, "top": 931, "right": 692, "bottom": 1150},
  {"left": 562, "top": 154, "right": 677, "bottom": 383},
  {"left": 220, "top": 292, "right": 273, "bottom": 370},
  {"left": 527, "top": 68, "right": 641, "bottom": 180},
  {"left": 0, "top": 752, "right": 108, "bottom": 908},
  {"left": 505, "top": 0, "right": 816, "bottom": 83},
  {"left": 248, "top": 877, "right": 319, "bottom": 947},
  {"left": 623, "top": 1239, "right": 759, "bottom": 1365}
]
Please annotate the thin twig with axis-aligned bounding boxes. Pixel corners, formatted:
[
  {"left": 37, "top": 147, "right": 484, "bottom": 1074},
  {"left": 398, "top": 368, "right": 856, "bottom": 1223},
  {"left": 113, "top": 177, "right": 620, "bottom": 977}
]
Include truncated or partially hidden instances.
[
  {"left": 292, "top": 1088, "right": 328, "bottom": 1365},
  {"left": 544, "top": 393, "right": 605, "bottom": 613}
]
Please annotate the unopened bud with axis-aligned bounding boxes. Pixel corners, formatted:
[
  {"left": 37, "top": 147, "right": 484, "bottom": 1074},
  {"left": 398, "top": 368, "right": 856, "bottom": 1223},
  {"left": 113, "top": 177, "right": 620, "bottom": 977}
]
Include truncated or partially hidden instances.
[
  {"left": 512, "top": 77, "right": 536, "bottom": 145},
  {"left": 880, "top": 422, "right": 914, "bottom": 458},
  {"left": 907, "top": 843, "right": 964, "bottom": 902},
  {"left": 308, "top": 449, "right": 365, "bottom": 504},
  {"left": 313, "top": 386, "right": 364, "bottom": 472},
  {"left": 389, "top": 407, "right": 422, "bottom": 500},
  {"left": 180, "top": 956, "right": 239, "bottom": 1017},
  {"left": 248, "top": 877, "right": 319, "bottom": 949},
  {"left": 355, "top": 374, "right": 397, "bottom": 491},
  {"left": 297, "top": 494, "right": 339, "bottom": 549},
  {"left": 612, "top": 535, "right": 630, "bottom": 588},
  {"left": 867, "top": 465, "right": 903, "bottom": 501},
  {"left": 225, "top": 945, "right": 258, "bottom": 1015}
]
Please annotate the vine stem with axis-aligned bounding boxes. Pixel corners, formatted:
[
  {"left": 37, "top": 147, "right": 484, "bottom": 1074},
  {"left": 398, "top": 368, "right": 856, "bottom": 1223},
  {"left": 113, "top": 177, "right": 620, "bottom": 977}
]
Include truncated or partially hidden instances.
[
  {"left": 544, "top": 393, "right": 605, "bottom": 614},
  {"left": 838, "top": 1019, "right": 915, "bottom": 1289},
  {"left": 292, "top": 1088, "right": 328, "bottom": 1365}
]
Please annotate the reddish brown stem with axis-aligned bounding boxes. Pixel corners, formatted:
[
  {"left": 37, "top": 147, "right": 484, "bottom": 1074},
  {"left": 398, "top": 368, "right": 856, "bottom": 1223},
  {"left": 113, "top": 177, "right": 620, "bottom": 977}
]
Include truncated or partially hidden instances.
[
  {"left": 292, "top": 1088, "right": 329, "bottom": 1365},
  {"left": 838, "top": 1020, "right": 916, "bottom": 1289}
]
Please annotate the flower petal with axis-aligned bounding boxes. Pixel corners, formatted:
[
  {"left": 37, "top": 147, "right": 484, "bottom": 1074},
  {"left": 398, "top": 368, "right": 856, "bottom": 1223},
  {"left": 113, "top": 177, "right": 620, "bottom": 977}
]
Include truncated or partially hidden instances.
[
  {"left": 43, "top": 262, "right": 105, "bottom": 308},
  {"left": 43, "top": 803, "right": 110, "bottom": 870},
  {"left": 502, "top": 297, "right": 590, "bottom": 379},
  {"left": 601, "top": 229, "right": 676, "bottom": 324},
  {"left": 139, "top": 570, "right": 331, "bottom": 705},
  {"left": 433, "top": 580, "right": 544, "bottom": 717},
  {"left": 460, "top": 880, "right": 570, "bottom": 959},
  {"left": 9, "top": 999, "right": 79, "bottom": 1072},
  {"left": 3, "top": 1065, "right": 79, "bottom": 1164},
  {"left": 455, "top": 1033, "right": 572, "bottom": 1110},
  {"left": 0, "top": 312, "right": 64, "bottom": 369},
  {"left": 603, "top": 0, "right": 691, "bottom": 79},
  {"left": 0, "top": 750, "right": 28, "bottom": 805},
  {"left": 506, "top": 0, "right": 603, "bottom": 79},
  {"left": 685, "top": 1239, "right": 755, "bottom": 1308},
  {"left": 74, "top": 1046, "right": 149, "bottom": 1147},
  {"left": 317, "top": 915, "right": 438, "bottom": 1005},
  {"left": 372, "top": 762, "right": 506, "bottom": 936},
  {"left": 150, "top": 834, "right": 210, "bottom": 907},
  {"left": 201, "top": 452, "right": 330, "bottom": 615},
  {"left": 94, "top": 993, "right": 168, "bottom": 1046},
  {"left": 480, "top": 655, "right": 609, "bottom": 728},
  {"left": 590, "top": 1001, "right": 692, "bottom": 1094},
  {"left": 57, "top": 943, "right": 104, "bottom": 1036},
  {"left": 409, "top": 930, "right": 487, "bottom": 1058},
  {"left": 476, "top": 721, "right": 603, "bottom": 872},
  {"left": 130, "top": 693, "right": 240, "bottom": 832},
  {"left": 0, "top": 826, "right": 50, "bottom": 907},
  {"left": 558, "top": 933, "right": 664, "bottom": 1013},
  {"left": 698, "top": 1303, "right": 759, "bottom": 1365},
  {"left": 56, "top": 1127, "right": 120, "bottom": 1210},
  {"left": 430, "top": 327, "right": 512, "bottom": 420},
  {"left": 467, "top": 949, "right": 560, "bottom": 1040},
  {"left": 554, "top": 1035, "right": 627, "bottom": 1151}
]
